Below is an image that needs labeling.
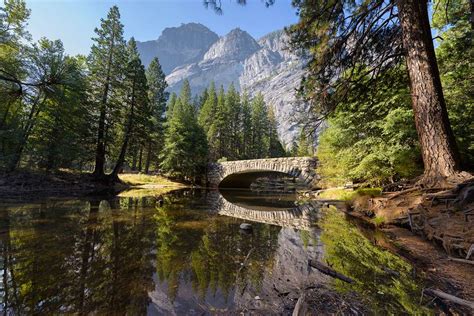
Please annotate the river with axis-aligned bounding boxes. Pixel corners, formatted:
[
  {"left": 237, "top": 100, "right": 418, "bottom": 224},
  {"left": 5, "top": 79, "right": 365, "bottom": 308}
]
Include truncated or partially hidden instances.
[{"left": 0, "top": 188, "right": 433, "bottom": 314}]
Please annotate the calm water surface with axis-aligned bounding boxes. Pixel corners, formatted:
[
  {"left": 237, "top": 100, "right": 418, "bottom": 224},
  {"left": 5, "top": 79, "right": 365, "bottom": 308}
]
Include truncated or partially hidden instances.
[{"left": 0, "top": 189, "right": 431, "bottom": 314}]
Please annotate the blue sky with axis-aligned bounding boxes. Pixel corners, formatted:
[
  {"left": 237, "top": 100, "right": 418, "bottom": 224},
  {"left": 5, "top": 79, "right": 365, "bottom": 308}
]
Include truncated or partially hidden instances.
[{"left": 25, "top": 0, "right": 299, "bottom": 56}]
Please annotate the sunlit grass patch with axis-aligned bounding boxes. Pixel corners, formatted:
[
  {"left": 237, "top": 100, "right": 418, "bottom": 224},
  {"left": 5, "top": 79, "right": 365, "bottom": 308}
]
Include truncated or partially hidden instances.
[
  {"left": 119, "top": 173, "right": 183, "bottom": 186},
  {"left": 117, "top": 187, "right": 180, "bottom": 198},
  {"left": 317, "top": 187, "right": 382, "bottom": 201}
]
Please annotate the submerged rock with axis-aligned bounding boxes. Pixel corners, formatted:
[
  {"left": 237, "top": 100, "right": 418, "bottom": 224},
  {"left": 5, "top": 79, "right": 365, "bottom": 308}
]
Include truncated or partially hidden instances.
[{"left": 240, "top": 223, "right": 253, "bottom": 231}]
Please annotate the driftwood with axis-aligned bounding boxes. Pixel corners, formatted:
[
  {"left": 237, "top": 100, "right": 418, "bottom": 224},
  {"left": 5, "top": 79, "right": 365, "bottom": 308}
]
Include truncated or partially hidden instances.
[
  {"left": 424, "top": 289, "right": 474, "bottom": 310},
  {"left": 466, "top": 244, "right": 474, "bottom": 260},
  {"left": 292, "top": 293, "right": 308, "bottom": 316},
  {"left": 308, "top": 260, "right": 354, "bottom": 283},
  {"left": 387, "top": 187, "right": 419, "bottom": 200},
  {"left": 447, "top": 257, "right": 474, "bottom": 265}
]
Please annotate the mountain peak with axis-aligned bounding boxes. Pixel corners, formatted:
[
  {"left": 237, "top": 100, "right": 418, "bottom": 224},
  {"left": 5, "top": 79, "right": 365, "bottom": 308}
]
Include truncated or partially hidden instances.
[
  {"left": 203, "top": 28, "right": 260, "bottom": 62},
  {"left": 136, "top": 22, "right": 218, "bottom": 72}
]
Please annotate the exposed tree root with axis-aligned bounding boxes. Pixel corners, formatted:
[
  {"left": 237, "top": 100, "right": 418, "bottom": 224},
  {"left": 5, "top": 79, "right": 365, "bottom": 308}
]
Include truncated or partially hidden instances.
[{"left": 416, "top": 171, "right": 473, "bottom": 190}]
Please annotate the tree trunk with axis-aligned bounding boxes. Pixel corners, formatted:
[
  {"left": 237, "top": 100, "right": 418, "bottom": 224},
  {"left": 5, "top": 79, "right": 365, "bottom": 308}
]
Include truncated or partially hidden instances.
[
  {"left": 131, "top": 147, "right": 138, "bottom": 171},
  {"left": 93, "top": 29, "right": 116, "bottom": 180},
  {"left": 138, "top": 146, "right": 143, "bottom": 172},
  {"left": 144, "top": 140, "right": 152, "bottom": 174},
  {"left": 8, "top": 94, "right": 44, "bottom": 171},
  {"left": 397, "top": 0, "right": 464, "bottom": 186},
  {"left": 92, "top": 83, "right": 109, "bottom": 179},
  {"left": 110, "top": 79, "right": 136, "bottom": 181}
]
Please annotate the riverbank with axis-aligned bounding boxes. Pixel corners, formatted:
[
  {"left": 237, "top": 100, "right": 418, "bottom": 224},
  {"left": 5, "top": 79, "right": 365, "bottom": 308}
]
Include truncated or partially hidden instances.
[
  {"left": 302, "top": 183, "right": 474, "bottom": 313},
  {"left": 0, "top": 170, "right": 186, "bottom": 201}
]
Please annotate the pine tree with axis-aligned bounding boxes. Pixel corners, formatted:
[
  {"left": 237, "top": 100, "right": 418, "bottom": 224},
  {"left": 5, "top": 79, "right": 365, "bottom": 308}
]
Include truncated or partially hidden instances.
[
  {"left": 197, "top": 81, "right": 217, "bottom": 135},
  {"left": 144, "top": 57, "right": 168, "bottom": 174},
  {"left": 88, "top": 5, "right": 127, "bottom": 179},
  {"left": 296, "top": 128, "right": 312, "bottom": 157},
  {"left": 250, "top": 93, "right": 269, "bottom": 158},
  {"left": 267, "top": 105, "right": 285, "bottom": 157},
  {"left": 110, "top": 37, "right": 148, "bottom": 180},
  {"left": 178, "top": 79, "right": 191, "bottom": 107},
  {"left": 225, "top": 83, "right": 241, "bottom": 159},
  {"left": 161, "top": 84, "right": 207, "bottom": 181},
  {"left": 240, "top": 91, "right": 252, "bottom": 159},
  {"left": 208, "top": 85, "right": 229, "bottom": 160},
  {"left": 31, "top": 55, "right": 93, "bottom": 171},
  {"left": 166, "top": 93, "right": 177, "bottom": 119}
]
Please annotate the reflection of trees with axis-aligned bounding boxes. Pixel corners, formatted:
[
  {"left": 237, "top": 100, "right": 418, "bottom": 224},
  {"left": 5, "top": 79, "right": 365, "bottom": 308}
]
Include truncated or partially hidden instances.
[
  {"left": 320, "top": 207, "right": 430, "bottom": 315},
  {"left": 153, "top": 190, "right": 280, "bottom": 303},
  {"left": 0, "top": 197, "right": 156, "bottom": 314}
]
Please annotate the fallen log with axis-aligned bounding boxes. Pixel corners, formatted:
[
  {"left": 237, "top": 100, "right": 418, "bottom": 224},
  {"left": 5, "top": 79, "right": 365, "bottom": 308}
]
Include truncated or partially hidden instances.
[
  {"left": 447, "top": 257, "right": 474, "bottom": 265},
  {"left": 308, "top": 260, "right": 354, "bottom": 283},
  {"left": 387, "top": 187, "right": 419, "bottom": 200},
  {"left": 424, "top": 289, "right": 474, "bottom": 310}
]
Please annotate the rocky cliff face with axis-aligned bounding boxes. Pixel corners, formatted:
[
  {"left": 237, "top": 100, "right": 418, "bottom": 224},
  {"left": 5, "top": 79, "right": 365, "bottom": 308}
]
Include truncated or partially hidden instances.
[
  {"left": 136, "top": 23, "right": 219, "bottom": 73},
  {"left": 138, "top": 24, "right": 306, "bottom": 147}
]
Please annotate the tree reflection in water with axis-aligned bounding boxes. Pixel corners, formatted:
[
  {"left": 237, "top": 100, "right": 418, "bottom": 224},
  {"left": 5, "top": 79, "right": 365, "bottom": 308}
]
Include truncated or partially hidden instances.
[
  {"left": 0, "top": 197, "right": 155, "bottom": 314},
  {"left": 0, "top": 190, "right": 433, "bottom": 314}
]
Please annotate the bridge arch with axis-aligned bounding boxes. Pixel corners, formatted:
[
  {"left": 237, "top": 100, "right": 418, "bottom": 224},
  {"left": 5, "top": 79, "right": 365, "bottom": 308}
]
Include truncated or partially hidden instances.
[{"left": 207, "top": 157, "right": 317, "bottom": 189}]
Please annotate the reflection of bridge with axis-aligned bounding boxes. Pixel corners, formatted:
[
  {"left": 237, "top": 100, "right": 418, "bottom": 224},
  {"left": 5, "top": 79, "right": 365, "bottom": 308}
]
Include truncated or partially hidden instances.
[
  {"left": 211, "top": 194, "right": 320, "bottom": 230},
  {"left": 207, "top": 157, "right": 318, "bottom": 188}
]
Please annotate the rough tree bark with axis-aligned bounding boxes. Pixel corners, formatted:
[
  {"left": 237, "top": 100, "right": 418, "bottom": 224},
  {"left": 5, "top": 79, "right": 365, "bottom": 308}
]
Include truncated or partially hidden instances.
[
  {"left": 144, "top": 141, "right": 152, "bottom": 174},
  {"left": 396, "top": 0, "right": 468, "bottom": 187},
  {"left": 93, "top": 28, "right": 116, "bottom": 180},
  {"left": 110, "top": 76, "right": 136, "bottom": 181}
]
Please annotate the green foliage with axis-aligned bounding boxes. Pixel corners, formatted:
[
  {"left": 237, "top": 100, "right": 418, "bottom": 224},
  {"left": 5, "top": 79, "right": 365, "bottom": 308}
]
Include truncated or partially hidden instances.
[
  {"left": 435, "top": 1, "right": 474, "bottom": 168},
  {"left": 250, "top": 93, "right": 269, "bottom": 158},
  {"left": 317, "top": 66, "right": 422, "bottom": 186},
  {"left": 432, "top": 0, "right": 470, "bottom": 29},
  {"left": 197, "top": 83, "right": 285, "bottom": 162},
  {"left": 160, "top": 80, "right": 208, "bottom": 181},
  {"left": 316, "top": 3, "right": 473, "bottom": 185},
  {"left": 143, "top": 57, "right": 168, "bottom": 172}
]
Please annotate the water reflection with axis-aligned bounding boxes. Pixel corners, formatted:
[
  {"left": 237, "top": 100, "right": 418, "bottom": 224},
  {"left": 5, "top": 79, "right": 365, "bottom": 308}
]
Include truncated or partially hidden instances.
[{"left": 0, "top": 189, "right": 431, "bottom": 314}]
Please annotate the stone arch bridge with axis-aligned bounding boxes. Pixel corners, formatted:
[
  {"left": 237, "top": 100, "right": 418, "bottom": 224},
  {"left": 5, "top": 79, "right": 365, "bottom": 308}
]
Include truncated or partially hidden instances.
[{"left": 207, "top": 157, "right": 318, "bottom": 189}]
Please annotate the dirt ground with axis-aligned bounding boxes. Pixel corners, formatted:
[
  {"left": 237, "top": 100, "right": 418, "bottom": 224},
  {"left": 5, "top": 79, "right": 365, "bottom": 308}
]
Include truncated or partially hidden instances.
[
  {"left": 350, "top": 181, "right": 474, "bottom": 313},
  {"left": 0, "top": 170, "right": 127, "bottom": 201}
]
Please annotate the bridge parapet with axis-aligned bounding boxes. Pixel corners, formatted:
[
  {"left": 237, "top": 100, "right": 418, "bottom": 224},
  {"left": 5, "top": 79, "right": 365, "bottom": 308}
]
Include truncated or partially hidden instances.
[
  {"left": 208, "top": 193, "right": 321, "bottom": 230},
  {"left": 207, "top": 157, "right": 318, "bottom": 188}
]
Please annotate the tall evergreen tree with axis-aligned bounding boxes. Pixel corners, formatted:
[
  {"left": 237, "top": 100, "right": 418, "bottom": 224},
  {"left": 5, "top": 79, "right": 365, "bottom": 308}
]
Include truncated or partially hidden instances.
[
  {"left": 166, "top": 92, "right": 177, "bottom": 120},
  {"left": 197, "top": 81, "right": 217, "bottom": 135},
  {"left": 226, "top": 83, "right": 241, "bottom": 159},
  {"left": 240, "top": 91, "right": 252, "bottom": 159},
  {"left": 267, "top": 105, "right": 285, "bottom": 157},
  {"left": 110, "top": 37, "right": 148, "bottom": 180},
  {"left": 161, "top": 84, "right": 207, "bottom": 181},
  {"left": 208, "top": 85, "right": 229, "bottom": 160},
  {"left": 144, "top": 57, "right": 168, "bottom": 174},
  {"left": 250, "top": 93, "right": 269, "bottom": 158},
  {"left": 88, "top": 5, "right": 127, "bottom": 179},
  {"left": 287, "top": 0, "right": 470, "bottom": 186}
]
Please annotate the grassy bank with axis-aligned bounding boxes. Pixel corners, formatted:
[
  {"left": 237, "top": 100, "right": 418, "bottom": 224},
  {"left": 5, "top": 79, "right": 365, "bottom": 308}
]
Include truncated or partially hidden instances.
[{"left": 118, "top": 173, "right": 186, "bottom": 187}]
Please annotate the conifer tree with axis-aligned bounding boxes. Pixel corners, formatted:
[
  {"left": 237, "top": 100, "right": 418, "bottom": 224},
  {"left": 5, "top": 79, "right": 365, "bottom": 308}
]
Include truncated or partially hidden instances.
[
  {"left": 250, "top": 93, "right": 269, "bottom": 158},
  {"left": 161, "top": 84, "right": 207, "bottom": 181},
  {"left": 144, "top": 57, "right": 168, "bottom": 173},
  {"left": 197, "top": 81, "right": 217, "bottom": 135},
  {"left": 296, "top": 128, "right": 312, "bottom": 157},
  {"left": 208, "top": 85, "right": 228, "bottom": 160},
  {"left": 110, "top": 37, "right": 148, "bottom": 180},
  {"left": 166, "top": 92, "right": 177, "bottom": 119},
  {"left": 226, "top": 83, "right": 241, "bottom": 159},
  {"left": 267, "top": 105, "right": 286, "bottom": 157},
  {"left": 240, "top": 91, "right": 252, "bottom": 159},
  {"left": 88, "top": 5, "right": 127, "bottom": 179}
]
